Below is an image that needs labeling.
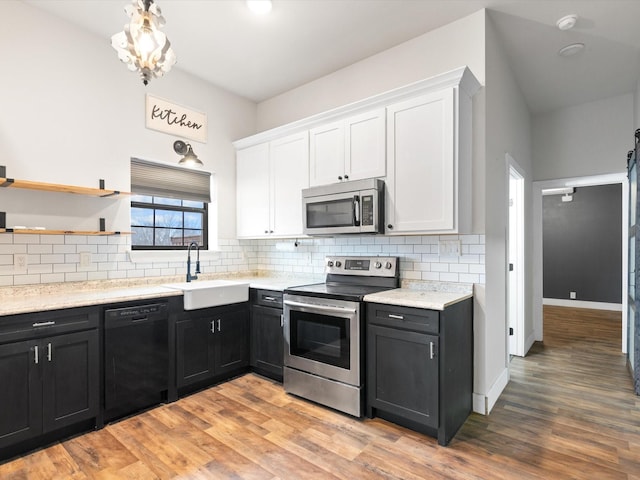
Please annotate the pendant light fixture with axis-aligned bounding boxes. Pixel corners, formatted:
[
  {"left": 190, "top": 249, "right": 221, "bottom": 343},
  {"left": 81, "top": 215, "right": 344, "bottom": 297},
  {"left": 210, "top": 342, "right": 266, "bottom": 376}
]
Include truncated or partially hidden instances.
[
  {"left": 174, "top": 140, "right": 204, "bottom": 168},
  {"left": 111, "top": 0, "right": 176, "bottom": 86}
]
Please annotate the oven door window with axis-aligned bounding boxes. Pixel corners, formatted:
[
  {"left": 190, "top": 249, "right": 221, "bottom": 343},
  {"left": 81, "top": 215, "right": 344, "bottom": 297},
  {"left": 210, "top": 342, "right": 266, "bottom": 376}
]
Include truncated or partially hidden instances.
[
  {"left": 306, "top": 197, "right": 356, "bottom": 228},
  {"left": 289, "top": 310, "right": 350, "bottom": 369}
]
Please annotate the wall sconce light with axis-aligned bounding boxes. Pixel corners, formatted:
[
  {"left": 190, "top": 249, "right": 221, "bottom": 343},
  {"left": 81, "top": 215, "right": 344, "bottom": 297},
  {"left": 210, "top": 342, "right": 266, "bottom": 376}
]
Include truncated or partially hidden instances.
[
  {"left": 174, "top": 140, "right": 203, "bottom": 168},
  {"left": 111, "top": 0, "right": 176, "bottom": 85}
]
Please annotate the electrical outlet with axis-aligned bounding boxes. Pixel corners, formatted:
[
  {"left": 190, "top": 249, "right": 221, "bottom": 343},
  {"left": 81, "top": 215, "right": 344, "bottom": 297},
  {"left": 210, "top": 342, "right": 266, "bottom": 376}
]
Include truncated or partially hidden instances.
[
  {"left": 438, "top": 240, "right": 461, "bottom": 256},
  {"left": 570, "top": 291, "right": 577, "bottom": 299},
  {"left": 79, "top": 252, "right": 91, "bottom": 268},
  {"left": 14, "top": 253, "right": 27, "bottom": 274}
]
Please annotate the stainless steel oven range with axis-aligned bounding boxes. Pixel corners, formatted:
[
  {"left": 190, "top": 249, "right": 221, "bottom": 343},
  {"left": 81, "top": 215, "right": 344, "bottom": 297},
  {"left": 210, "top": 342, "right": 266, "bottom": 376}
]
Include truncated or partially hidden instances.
[{"left": 283, "top": 256, "right": 399, "bottom": 417}]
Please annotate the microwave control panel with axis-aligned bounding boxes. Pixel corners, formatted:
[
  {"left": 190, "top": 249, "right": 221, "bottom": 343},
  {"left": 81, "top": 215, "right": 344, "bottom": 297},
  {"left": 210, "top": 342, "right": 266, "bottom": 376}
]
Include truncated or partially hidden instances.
[{"left": 361, "top": 195, "right": 374, "bottom": 226}]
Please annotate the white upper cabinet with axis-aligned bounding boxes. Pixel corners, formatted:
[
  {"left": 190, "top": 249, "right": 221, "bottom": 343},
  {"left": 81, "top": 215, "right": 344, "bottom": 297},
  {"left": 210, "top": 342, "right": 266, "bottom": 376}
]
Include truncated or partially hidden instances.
[
  {"left": 309, "top": 109, "right": 385, "bottom": 186},
  {"left": 236, "top": 132, "right": 309, "bottom": 238},
  {"left": 385, "top": 82, "right": 474, "bottom": 235},
  {"left": 234, "top": 67, "right": 480, "bottom": 239},
  {"left": 270, "top": 132, "right": 309, "bottom": 236},
  {"left": 309, "top": 121, "right": 344, "bottom": 186},
  {"left": 236, "top": 142, "right": 270, "bottom": 238}
]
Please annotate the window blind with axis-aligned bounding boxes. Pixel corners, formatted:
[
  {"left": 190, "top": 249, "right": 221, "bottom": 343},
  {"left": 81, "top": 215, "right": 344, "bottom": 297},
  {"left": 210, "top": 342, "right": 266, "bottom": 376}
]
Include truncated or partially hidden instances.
[{"left": 131, "top": 158, "right": 211, "bottom": 203}]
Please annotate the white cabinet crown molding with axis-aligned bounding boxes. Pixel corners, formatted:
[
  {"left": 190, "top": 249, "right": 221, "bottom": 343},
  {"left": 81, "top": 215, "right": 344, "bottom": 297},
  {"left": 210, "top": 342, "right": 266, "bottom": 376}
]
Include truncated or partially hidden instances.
[{"left": 233, "top": 66, "right": 481, "bottom": 150}]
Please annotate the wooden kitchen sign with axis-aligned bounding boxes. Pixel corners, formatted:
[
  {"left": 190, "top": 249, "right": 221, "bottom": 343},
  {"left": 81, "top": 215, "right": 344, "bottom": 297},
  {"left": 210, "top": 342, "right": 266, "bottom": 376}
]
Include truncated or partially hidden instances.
[{"left": 145, "top": 95, "right": 207, "bottom": 143}]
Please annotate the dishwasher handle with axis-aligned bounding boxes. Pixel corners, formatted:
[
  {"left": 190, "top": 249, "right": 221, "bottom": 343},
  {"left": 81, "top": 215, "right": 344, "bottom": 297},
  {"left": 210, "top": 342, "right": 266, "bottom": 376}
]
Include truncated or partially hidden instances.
[{"left": 104, "top": 303, "right": 168, "bottom": 329}]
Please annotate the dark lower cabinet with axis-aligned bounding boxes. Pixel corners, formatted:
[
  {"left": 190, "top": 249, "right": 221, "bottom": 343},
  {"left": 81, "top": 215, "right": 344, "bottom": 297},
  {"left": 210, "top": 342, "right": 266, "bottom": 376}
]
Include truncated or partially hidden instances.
[
  {"left": 0, "top": 307, "right": 99, "bottom": 459},
  {"left": 366, "top": 298, "right": 473, "bottom": 446},
  {"left": 367, "top": 325, "right": 439, "bottom": 428},
  {"left": 176, "top": 303, "right": 249, "bottom": 390},
  {"left": 250, "top": 289, "right": 284, "bottom": 381},
  {"left": 0, "top": 340, "right": 42, "bottom": 449},
  {"left": 42, "top": 330, "right": 99, "bottom": 432}
]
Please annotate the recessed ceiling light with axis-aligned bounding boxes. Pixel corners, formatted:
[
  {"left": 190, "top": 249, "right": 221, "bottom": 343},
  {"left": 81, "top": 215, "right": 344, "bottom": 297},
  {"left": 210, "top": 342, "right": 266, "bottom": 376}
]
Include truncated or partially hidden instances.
[
  {"left": 556, "top": 14, "right": 578, "bottom": 31},
  {"left": 558, "top": 42, "right": 585, "bottom": 57},
  {"left": 247, "top": 0, "right": 272, "bottom": 15}
]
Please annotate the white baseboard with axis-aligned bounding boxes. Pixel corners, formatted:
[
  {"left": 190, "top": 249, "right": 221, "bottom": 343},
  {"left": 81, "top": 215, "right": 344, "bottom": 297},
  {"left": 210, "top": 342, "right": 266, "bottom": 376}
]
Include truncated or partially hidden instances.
[
  {"left": 472, "top": 393, "right": 486, "bottom": 415},
  {"left": 524, "top": 330, "right": 536, "bottom": 355},
  {"left": 472, "top": 367, "right": 510, "bottom": 415},
  {"left": 543, "top": 298, "right": 622, "bottom": 312}
]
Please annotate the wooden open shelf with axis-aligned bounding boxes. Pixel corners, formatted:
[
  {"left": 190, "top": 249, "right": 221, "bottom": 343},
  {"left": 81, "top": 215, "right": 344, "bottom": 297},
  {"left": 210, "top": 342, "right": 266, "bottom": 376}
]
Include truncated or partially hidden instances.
[
  {"left": 0, "top": 229, "right": 131, "bottom": 236},
  {"left": 0, "top": 177, "right": 129, "bottom": 197}
]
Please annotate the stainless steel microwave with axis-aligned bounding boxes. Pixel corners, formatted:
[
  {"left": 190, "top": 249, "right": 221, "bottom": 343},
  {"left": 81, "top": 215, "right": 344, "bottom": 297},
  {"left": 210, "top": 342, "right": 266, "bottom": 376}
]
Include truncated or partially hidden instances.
[{"left": 302, "top": 178, "right": 385, "bottom": 235}]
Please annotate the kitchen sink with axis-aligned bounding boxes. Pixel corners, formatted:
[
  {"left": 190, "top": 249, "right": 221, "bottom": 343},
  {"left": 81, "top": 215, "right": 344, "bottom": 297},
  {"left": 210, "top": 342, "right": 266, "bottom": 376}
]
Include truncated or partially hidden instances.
[{"left": 163, "top": 279, "right": 250, "bottom": 310}]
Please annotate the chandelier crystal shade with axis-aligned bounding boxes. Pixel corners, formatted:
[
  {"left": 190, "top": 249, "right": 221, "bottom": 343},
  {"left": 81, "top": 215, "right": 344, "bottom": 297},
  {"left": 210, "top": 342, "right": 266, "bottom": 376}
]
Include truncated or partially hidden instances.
[{"left": 111, "top": 0, "right": 176, "bottom": 85}]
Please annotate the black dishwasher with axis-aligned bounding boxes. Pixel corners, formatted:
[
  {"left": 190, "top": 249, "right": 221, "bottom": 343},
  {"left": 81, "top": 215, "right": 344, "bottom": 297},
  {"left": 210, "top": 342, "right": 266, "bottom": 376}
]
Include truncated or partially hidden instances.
[{"left": 104, "top": 302, "right": 169, "bottom": 422}]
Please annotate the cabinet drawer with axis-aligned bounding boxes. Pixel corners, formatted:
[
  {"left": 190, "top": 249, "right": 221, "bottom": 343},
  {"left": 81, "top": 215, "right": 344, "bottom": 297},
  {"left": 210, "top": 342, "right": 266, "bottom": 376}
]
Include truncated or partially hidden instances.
[
  {"left": 366, "top": 303, "right": 439, "bottom": 334},
  {"left": 0, "top": 306, "right": 99, "bottom": 344},
  {"left": 252, "top": 289, "right": 283, "bottom": 308}
]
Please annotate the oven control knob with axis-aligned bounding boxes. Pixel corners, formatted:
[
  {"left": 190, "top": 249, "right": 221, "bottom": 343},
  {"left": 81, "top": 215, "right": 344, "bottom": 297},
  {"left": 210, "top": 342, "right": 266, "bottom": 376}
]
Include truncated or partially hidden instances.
[
  {"left": 385, "top": 261, "right": 393, "bottom": 269},
  {"left": 374, "top": 261, "right": 382, "bottom": 269},
  {"left": 327, "top": 260, "right": 334, "bottom": 267},
  {"left": 335, "top": 261, "right": 342, "bottom": 268}
]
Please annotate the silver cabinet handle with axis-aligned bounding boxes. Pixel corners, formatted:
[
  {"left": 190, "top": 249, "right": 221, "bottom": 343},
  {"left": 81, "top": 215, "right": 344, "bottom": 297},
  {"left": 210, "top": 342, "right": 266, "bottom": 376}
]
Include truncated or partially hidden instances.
[
  {"left": 388, "top": 314, "right": 404, "bottom": 320},
  {"left": 34, "top": 345, "right": 39, "bottom": 364},
  {"left": 33, "top": 321, "right": 55, "bottom": 327},
  {"left": 47, "top": 343, "right": 52, "bottom": 362},
  {"left": 210, "top": 320, "right": 215, "bottom": 333},
  {"left": 430, "top": 342, "right": 435, "bottom": 360},
  {"left": 280, "top": 314, "right": 284, "bottom": 327},
  {"left": 263, "top": 296, "right": 276, "bottom": 301},
  {"left": 217, "top": 319, "right": 221, "bottom": 332}
]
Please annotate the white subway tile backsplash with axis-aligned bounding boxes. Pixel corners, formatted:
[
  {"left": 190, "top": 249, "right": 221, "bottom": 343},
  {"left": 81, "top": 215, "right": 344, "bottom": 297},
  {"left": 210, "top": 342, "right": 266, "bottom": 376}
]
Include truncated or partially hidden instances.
[
  {"left": 0, "top": 233, "right": 485, "bottom": 288},
  {"left": 65, "top": 235, "right": 87, "bottom": 245},
  {"left": 15, "top": 274, "right": 42, "bottom": 285},
  {"left": 459, "top": 273, "right": 480, "bottom": 283},
  {"left": 53, "top": 264, "right": 76, "bottom": 273},
  {"left": 54, "top": 245, "right": 76, "bottom": 254},
  {"left": 28, "top": 244, "right": 52, "bottom": 254},
  {"left": 87, "top": 271, "right": 108, "bottom": 281},
  {"left": 41, "top": 273, "right": 66, "bottom": 283},
  {"left": 65, "top": 272, "right": 88, "bottom": 282}
]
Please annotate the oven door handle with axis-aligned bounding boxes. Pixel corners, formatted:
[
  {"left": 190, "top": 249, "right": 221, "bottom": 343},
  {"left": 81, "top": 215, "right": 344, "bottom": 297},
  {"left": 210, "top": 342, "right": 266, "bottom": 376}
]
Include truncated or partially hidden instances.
[{"left": 283, "top": 300, "right": 357, "bottom": 315}]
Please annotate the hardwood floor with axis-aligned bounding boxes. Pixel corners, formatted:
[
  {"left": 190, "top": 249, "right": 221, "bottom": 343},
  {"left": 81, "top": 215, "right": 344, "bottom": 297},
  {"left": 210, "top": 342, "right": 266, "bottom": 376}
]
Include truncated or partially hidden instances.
[{"left": 2, "top": 305, "right": 639, "bottom": 479}]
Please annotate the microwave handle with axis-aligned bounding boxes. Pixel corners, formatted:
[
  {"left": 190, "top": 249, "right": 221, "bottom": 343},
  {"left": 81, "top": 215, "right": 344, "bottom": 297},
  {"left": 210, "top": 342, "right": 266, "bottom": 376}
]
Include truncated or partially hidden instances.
[{"left": 353, "top": 195, "right": 360, "bottom": 226}]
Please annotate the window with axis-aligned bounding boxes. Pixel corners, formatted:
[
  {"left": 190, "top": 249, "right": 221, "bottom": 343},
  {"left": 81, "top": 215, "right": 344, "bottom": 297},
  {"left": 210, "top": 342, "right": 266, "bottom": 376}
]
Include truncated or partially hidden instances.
[
  {"left": 131, "top": 195, "right": 208, "bottom": 249},
  {"left": 130, "top": 158, "right": 211, "bottom": 250}
]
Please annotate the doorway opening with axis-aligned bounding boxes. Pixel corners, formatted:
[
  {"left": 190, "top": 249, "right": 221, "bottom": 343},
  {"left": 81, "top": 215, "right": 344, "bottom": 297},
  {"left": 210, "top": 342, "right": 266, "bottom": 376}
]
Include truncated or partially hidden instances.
[
  {"left": 507, "top": 155, "right": 525, "bottom": 357},
  {"left": 532, "top": 173, "right": 628, "bottom": 351}
]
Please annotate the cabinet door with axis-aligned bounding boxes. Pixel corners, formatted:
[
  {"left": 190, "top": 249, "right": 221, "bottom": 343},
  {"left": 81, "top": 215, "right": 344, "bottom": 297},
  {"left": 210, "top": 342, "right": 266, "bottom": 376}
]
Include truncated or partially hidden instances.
[
  {"left": 309, "top": 121, "right": 345, "bottom": 186},
  {"left": 42, "top": 330, "right": 99, "bottom": 432},
  {"left": 250, "top": 305, "right": 284, "bottom": 378},
  {"left": 346, "top": 109, "right": 386, "bottom": 181},
  {"left": 236, "top": 142, "right": 271, "bottom": 237},
  {"left": 176, "top": 316, "right": 215, "bottom": 388},
  {"left": 215, "top": 308, "right": 249, "bottom": 376},
  {"left": 367, "top": 324, "right": 439, "bottom": 428},
  {"left": 0, "top": 340, "right": 42, "bottom": 448},
  {"left": 270, "top": 131, "right": 309, "bottom": 236},
  {"left": 386, "top": 88, "right": 455, "bottom": 233}
]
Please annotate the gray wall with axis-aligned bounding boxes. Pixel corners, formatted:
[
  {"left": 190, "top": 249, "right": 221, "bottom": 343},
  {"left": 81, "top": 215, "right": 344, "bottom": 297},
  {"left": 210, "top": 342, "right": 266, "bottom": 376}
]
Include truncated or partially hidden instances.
[{"left": 543, "top": 184, "right": 622, "bottom": 303}]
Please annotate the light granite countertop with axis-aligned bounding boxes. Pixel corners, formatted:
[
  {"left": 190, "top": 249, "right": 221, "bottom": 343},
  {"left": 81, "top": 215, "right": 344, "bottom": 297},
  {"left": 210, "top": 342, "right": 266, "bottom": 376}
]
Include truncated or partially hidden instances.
[
  {"left": 0, "top": 272, "right": 322, "bottom": 316},
  {"left": 364, "top": 280, "right": 474, "bottom": 311}
]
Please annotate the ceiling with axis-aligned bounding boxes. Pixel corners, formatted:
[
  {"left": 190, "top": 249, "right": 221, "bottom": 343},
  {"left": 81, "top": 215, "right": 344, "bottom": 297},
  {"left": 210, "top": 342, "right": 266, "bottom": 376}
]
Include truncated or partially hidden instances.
[{"left": 23, "top": 0, "right": 640, "bottom": 114}]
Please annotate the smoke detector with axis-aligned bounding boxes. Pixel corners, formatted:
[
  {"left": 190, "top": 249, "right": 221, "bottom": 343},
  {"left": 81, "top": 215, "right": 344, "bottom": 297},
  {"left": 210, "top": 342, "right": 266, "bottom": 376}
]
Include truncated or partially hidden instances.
[
  {"left": 558, "top": 43, "right": 585, "bottom": 57},
  {"left": 557, "top": 14, "right": 578, "bottom": 31}
]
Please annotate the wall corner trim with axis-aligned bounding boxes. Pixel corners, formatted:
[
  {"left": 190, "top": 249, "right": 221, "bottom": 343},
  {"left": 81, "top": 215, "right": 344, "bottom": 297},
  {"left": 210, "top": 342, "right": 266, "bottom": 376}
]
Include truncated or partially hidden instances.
[{"left": 486, "top": 367, "right": 510, "bottom": 414}]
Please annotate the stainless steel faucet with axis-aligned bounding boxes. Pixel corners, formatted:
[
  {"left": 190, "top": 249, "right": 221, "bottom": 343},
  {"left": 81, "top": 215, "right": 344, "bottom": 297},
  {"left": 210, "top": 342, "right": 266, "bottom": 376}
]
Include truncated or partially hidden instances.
[{"left": 186, "top": 241, "right": 201, "bottom": 282}]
